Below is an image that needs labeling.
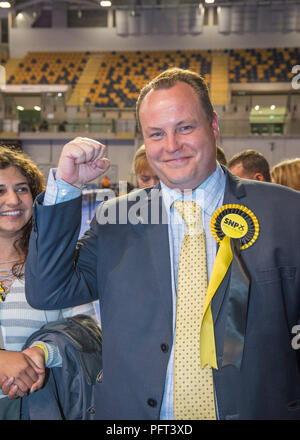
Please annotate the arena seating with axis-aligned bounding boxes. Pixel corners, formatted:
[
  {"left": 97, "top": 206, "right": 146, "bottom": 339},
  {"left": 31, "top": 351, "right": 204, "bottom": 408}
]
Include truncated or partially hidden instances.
[
  {"left": 4, "top": 49, "right": 211, "bottom": 107},
  {"left": 3, "top": 47, "right": 297, "bottom": 108},
  {"left": 228, "top": 47, "right": 298, "bottom": 83},
  {"left": 6, "top": 51, "right": 90, "bottom": 86},
  {"left": 0, "top": 55, "right": 8, "bottom": 67},
  {"left": 85, "top": 49, "right": 212, "bottom": 108}
]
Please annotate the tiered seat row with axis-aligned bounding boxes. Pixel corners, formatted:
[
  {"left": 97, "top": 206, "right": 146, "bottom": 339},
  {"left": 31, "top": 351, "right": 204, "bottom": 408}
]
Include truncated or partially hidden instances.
[
  {"left": 228, "top": 47, "right": 299, "bottom": 83},
  {"left": 0, "top": 55, "right": 8, "bottom": 67},
  {"left": 85, "top": 50, "right": 212, "bottom": 108},
  {"left": 4, "top": 48, "right": 298, "bottom": 108},
  {"left": 7, "top": 51, "right": 90, "bottom": 85}
]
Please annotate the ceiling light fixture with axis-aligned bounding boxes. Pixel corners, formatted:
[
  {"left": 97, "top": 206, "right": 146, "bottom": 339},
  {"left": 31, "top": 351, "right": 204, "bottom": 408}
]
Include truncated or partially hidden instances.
[
  {"left": 0, "top": 2, "right": 11, "bottom": 8},
  {"left": 100, "top": 1, "right": 112, "bottom": 7}
]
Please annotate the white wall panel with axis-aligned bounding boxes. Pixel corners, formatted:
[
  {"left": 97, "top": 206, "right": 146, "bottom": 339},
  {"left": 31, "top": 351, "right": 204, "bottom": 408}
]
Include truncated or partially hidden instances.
[
  {"left": 243, "top": 5, "right": 256, "bottom": 33},
  {"left": 231, "top": 5, "right": 244, "bottom": 33},
  {"left": 257, "top": 5, "right": 271, "bottom": 32},
  {"left": 116, "top": 9, "right": 128, "bottom": 36},
  {"left": 9, "top": 25, "right": 300, "bottom": 58},
  {"left": 218, "top": 6, "right": 231, "bottom": 34}
]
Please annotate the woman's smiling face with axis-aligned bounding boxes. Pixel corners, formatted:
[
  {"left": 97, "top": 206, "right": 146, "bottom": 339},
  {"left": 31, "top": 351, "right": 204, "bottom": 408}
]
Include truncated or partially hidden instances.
[{"left": 0, "top": 166, "right": 33, "bottom": 239}]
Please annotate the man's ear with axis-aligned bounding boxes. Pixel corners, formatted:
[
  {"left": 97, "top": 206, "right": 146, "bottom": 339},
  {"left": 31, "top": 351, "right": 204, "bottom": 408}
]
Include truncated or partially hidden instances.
[
  {"left": 253, "top": 173, "right": 265, "bottom": 181},
  {"left": 211, "top": 112, "right": 219, "bottom": 140}
]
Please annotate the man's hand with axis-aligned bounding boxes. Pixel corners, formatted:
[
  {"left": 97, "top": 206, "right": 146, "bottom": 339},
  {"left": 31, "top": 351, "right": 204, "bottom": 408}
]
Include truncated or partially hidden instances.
[
  {"left": 56, "top": 137, "right": 110, "bottom": 187},
  {"left": 0, "top": 351, "right": 44, "bottom": 399}
]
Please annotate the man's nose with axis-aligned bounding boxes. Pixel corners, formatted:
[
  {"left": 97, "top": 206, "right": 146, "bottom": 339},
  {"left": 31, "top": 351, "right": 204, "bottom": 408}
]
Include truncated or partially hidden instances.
[{"left": 165, "top": 133, "right": 181, "bottom": 153}]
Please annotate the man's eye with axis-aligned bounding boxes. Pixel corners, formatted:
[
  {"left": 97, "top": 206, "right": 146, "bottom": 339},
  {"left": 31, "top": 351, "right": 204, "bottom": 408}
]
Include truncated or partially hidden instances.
[
  {"left": 179, "top": 125, "right": 193, "bottom": 132},
  {"left": 150, "top": 132, "right": 163, "bottom": 138}
]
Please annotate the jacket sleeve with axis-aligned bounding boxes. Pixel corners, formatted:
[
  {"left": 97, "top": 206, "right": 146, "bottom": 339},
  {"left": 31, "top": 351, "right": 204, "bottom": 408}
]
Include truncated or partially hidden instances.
[
  {"left": 25, "top": 192, "right": 100, "bottom": 310},
  {"left": 24, "top": 314, "right": 103, "bottom": 386},
  {"left": 23, "top": 315, "right": 102, "bottom": 420}
]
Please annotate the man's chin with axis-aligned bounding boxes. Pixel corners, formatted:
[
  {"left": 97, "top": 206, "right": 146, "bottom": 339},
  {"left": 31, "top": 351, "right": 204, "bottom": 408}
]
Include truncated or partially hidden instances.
[{"left": 160, "top": 176, "right": 196, "bottom": 192}]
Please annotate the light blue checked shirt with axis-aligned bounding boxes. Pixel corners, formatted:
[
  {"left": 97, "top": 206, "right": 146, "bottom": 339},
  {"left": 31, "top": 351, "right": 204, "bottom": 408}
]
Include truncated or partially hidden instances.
[
  {"left": 44, "top": 163, "right": 226, "bottom": 419},
  {"left": 159, "top": 163, "right": 226, "bottom": 419},
  {"left": 44, "top": 169, "right": 82, "bottom": 206}
]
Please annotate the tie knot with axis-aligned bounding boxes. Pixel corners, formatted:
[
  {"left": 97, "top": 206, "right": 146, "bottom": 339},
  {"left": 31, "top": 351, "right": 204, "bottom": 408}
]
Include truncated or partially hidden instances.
[{"left": 173, "top": 201, "right": 203, "bottom": 234}]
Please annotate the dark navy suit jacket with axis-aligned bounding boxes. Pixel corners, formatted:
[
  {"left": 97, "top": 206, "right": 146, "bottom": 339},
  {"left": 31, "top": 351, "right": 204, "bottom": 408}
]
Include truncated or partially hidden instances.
[
  {"left": 22, "top": 314, "right": 102, "bottom": 420},
  {"left": 25, "top": 169, "right": 300, "bottom": 419}
]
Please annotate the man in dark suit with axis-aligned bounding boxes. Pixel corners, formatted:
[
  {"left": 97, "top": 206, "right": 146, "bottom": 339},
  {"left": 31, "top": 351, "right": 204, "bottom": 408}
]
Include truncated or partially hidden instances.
[
  {"left": 228, "top": 149, "right": 271, "bottom": 182},
  {"left": 23, "top": 68, "right": 300, "bottom": 420}
]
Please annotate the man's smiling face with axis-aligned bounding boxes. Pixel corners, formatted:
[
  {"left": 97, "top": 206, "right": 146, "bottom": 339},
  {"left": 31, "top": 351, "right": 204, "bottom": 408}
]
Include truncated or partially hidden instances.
[{"left": 139, "top": 81, "right": 219, "bottom": 192}]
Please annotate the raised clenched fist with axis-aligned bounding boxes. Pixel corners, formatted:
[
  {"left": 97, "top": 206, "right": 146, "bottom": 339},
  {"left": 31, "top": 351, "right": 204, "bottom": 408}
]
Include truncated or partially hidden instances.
[{"left": 56, "top": 137, "right": 111, "bottom": 187}]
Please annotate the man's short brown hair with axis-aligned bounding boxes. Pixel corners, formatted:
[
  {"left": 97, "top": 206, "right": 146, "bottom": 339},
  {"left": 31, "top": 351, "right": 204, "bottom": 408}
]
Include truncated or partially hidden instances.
[
  {"left": 136, "top": 67, "right": 214, "bottom": 133},
  {"left": 228, "top": 149, "right": 271, "bottom": 182},
  {"left": 216, "top": 145, "right": 227, "bottom": 166}
]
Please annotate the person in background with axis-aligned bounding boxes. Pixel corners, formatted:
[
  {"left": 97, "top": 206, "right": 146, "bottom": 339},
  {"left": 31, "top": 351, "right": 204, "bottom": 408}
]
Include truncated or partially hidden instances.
[
  {"left": 216, "top": 145, "right": 227, "bottom": 166},
  {"left": 133, "top": 144, "right": 159, "bottom": 189},
  {"left": 228, "top": 149, "right": 271, "bottom": 182},
  {"left": 0, "top": 146, "right": 98, "bottom": 420},
  {"left": 271, "top": 158, "right": 300, "bottom": 191}
]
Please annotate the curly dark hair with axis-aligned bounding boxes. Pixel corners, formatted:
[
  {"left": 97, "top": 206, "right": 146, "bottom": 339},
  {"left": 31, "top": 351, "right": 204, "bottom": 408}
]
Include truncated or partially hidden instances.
[{"left": 0, "top": 146, "right": 45, "bottom": 276}]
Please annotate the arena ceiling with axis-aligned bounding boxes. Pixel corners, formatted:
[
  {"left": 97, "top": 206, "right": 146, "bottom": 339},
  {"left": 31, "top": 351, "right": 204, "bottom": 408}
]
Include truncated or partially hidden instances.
[{"left": 6, "top": 0, "right": 299, "bottom": 13}]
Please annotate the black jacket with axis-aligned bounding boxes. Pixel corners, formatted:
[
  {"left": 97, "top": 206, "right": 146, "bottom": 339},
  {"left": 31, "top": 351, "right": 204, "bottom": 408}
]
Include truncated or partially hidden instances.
[{"left": 21, "top": 314, "right": 102, "bottom": 420}]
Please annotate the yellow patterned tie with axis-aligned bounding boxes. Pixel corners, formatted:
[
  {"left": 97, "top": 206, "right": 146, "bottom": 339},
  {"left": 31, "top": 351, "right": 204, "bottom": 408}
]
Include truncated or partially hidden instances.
[{"left": 173, "top": 201, "right": 216, "bottom": 420}]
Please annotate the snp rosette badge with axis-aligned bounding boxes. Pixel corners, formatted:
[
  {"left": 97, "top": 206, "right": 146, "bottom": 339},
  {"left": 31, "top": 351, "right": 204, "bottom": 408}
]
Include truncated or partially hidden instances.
[{"left": 210, "top": 204, "right": 259, "bottom": 249}]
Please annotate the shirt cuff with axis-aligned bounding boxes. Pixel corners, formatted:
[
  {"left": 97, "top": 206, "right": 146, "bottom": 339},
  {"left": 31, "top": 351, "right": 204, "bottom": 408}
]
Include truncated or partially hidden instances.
[
  {"left": 30, "top": 340, "right": 62, "bottom": 368},
  {"left": 44, "top": 168, "right": 82, "bottom": 206}
]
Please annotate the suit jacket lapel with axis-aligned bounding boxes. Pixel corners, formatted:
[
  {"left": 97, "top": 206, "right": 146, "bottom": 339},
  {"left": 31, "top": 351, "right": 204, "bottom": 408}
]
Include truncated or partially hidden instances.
[
  {"left": 211, "top": 168, "right": 247, "bottom": 325},
  {"left": 129, "top": 186, "right": 174, "bottom": 330}
]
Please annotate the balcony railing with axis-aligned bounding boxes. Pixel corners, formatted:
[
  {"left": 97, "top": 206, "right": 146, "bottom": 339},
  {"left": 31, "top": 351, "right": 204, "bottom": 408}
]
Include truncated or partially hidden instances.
[{"left": 0, "top": 117, "right": 300, "bottom": 137}]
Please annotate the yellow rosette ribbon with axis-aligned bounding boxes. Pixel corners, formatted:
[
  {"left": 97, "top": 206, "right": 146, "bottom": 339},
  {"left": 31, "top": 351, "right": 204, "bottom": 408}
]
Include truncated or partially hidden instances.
[{"left": 200, "top": 204, "right": 259, "bottom": 370}]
